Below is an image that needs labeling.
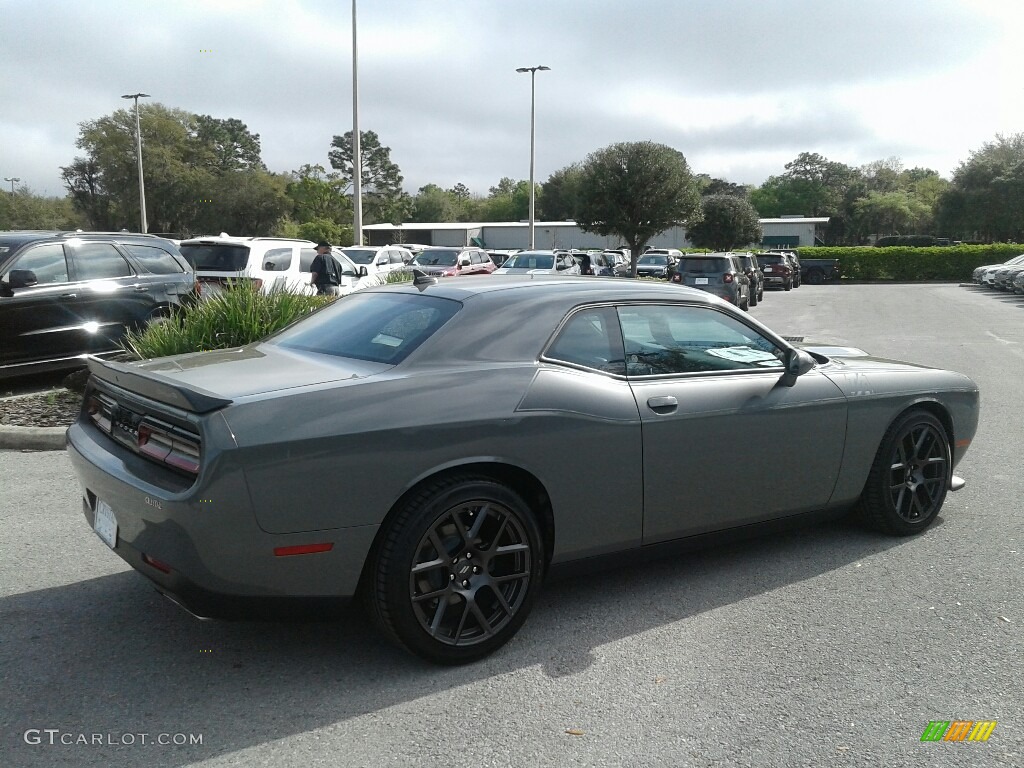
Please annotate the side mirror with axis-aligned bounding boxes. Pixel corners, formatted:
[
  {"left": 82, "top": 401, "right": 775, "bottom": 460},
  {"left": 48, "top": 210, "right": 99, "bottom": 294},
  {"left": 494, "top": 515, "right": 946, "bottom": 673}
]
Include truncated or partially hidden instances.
[
  {"left": 358, "top": 266, "right": 368, "bottom": 277},
  {"left": 458, "top": 259, "right": 470, "bottom": 267},
  {"left": 782, "top": 350, "right": 815, "bottom": 380},
  {"left": 8, "top": 269, "right": 38, "bottom": 289}
]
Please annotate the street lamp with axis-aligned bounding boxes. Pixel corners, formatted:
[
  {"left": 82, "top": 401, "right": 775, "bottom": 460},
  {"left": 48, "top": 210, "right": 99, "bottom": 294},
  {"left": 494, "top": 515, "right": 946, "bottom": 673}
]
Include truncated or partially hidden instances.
[
  {"left": 4, "top": 177, "right": 20, "bottom": 195},
  {"left": 121, "top": 92, "right": 150, "bottom": 233},
  {"left": 351, "top": 0, "right": 363, "bottom": 246},
  {"left": 515, "top": 65, "right": 550, "bottom": 250}
]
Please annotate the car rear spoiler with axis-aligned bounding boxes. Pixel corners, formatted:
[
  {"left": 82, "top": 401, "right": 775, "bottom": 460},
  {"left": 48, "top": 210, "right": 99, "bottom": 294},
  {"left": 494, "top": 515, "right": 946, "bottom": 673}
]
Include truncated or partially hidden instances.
[{"left": 86, "top": 356, "right": 233, "bottom": 414}]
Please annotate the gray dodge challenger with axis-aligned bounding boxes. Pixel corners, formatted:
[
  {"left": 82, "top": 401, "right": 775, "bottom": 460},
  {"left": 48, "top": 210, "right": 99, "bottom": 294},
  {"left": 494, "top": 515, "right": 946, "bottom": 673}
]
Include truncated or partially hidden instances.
[{"left": 66, "top": 275, "right": 980, "bottom": 664}]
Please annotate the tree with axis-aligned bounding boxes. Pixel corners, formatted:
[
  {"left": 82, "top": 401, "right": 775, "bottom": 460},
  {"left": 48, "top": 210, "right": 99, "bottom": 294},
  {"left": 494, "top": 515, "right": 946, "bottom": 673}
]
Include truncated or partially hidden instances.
[
  {"left": 61, "top": 103, "right": 285, "bottom": 236},
  {"left": 539, "top": 163, "right": 583, "bottom": 220},
  {"left": 935, "top": 134, "right": 1024, "bottom": 241},
  {"left": 575, "top": 141, "right": 702, "bottom": 276},
  {"left": 687, "top": 195, "right": 762, "bottom": 251},
  {"left": 696, "top": 174, "right": 750, "bottom": 198},
  {"left": 327, "top": 129, "right": 404, "bottom": 224},
  {"left": 286, "top": 164, "right": 351, "bottom": 225},
  {"left": 193, "top": 115, "right": 264, "bottom": 173},
  {"left": 0, "top": 186, "right": 84, "bottom": 230},
  {"left": 480, "top": 178, "right": 531, "bottom": 221},
  {"left": 411, "top": 184, "right": 457, "bottom": 222}
]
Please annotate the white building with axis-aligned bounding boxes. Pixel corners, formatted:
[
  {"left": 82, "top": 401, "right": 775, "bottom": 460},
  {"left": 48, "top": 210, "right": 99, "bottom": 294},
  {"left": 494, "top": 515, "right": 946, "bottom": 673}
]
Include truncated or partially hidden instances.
[{"left": 363, "top": 216, "right": 828, "bottom": 250}]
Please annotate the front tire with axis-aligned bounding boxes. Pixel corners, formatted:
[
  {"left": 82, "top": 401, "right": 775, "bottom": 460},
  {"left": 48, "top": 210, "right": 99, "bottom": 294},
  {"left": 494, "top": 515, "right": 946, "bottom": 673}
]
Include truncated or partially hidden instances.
[
  {"left": 365, "top": 475, "right": 545, "bottom": 664},
  {"left": 859, "top": 410, "right": 950, "bottom": 536}
]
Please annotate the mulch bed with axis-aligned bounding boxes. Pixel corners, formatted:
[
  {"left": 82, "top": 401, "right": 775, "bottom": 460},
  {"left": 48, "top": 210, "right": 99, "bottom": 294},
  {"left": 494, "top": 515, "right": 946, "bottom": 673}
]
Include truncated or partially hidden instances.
[{"left": 0, "top": 390, "right": 84, "bottom": 428}]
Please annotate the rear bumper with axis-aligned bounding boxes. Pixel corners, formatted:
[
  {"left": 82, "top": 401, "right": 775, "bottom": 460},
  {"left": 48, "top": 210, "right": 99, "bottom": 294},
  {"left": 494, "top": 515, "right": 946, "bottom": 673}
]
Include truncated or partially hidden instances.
[{"left": 67, "top": 421, "right": 379, "bottom": 613}]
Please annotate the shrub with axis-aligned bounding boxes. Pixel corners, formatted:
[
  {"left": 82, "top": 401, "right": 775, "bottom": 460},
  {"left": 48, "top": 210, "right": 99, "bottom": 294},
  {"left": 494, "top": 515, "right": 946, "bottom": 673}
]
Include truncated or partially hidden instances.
[
  {"left": 121, "top": 281, "right": 333, "bottom": 360},
  {"left": 796, "top": 244, "right": 1024, "bottom": 281}
]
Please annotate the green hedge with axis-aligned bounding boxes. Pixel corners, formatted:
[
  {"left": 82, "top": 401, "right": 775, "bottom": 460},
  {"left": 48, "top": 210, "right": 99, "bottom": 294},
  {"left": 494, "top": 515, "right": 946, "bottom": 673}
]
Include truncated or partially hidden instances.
[{"left": 795, "top": 244, "right": 1024, "bottom": 281}]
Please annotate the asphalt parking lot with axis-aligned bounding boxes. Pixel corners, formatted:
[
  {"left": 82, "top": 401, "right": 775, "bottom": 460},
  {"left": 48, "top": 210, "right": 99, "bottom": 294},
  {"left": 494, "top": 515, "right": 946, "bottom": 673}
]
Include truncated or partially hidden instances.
[{"left": 0, "top": 283, "right": 1021, "bottom": 768}]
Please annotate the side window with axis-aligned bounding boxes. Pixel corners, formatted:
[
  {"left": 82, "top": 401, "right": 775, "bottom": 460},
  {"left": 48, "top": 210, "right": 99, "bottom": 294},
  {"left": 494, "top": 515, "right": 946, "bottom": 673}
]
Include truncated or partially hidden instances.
[
  {"left": 617, "top": 305, "right": 784, "bottom": 376},
  {"left": 262, "top": 247, "right": 293, "bottom": 272},
  {"left": 299, "top": 248, "right": 318, "bottom": 272},
  {"left": 7, "top": 243, "right": 69, "bottom": 284},
  {"left": 123, "top": 244, "right": 185, "bottom": 274},
  {"left": 390, "top": 250, "right": 405, "bottom": 264},
  {"left": 544, "top": 307, "right": 625, "bottom": 375},
  {"left": 72, "top": 243, "right": 133, "bottom": 280}
]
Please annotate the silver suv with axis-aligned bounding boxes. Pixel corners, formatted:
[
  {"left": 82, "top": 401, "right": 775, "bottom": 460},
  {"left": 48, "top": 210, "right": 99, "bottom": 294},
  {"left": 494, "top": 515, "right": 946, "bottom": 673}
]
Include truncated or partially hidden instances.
[{"left": 671, "top": 253, "right": 751, "bottom": 310}]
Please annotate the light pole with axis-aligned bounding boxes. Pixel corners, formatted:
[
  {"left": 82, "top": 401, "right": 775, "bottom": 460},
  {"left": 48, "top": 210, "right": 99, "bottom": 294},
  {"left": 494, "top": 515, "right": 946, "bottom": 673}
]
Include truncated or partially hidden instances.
[
  {"left": 351, "top": 0, "right": 363, "bottom": 246},
  {"left": 4, "top": 177, "right": 20, "bottom": 195},
  {"left": 515, "top": 65, "right": 549, "bottom": 250},
  {"left": 121, "top": 93, "right": 150, "bottom": 233}
]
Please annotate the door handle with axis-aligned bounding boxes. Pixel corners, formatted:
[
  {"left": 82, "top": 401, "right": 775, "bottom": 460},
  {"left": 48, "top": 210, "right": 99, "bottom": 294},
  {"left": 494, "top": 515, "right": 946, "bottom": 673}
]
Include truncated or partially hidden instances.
[
  {"left": 646, "top": 395, "right": 678, "bottom": 413},
  {"left": 133, "top": 285, "right": 148, "bottom": 291},
  {"left": 60, "top": 293, "right": 77, "bottom": 298}
]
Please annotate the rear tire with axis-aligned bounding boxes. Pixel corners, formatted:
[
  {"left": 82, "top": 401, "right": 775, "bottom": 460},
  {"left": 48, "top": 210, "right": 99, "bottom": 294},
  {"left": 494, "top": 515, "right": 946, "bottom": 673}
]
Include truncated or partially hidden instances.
[
  {"left": 858, "top": 410, "right": 950, "bottom": 536},
  {"left": 783, "top": 279, "right": 792, "bottom": 291},
  {"left": 364, "top": 474, "right": 545, "bottom": 664},
  {"left": 806, "top": 268, "right": 825, "bottom": 285}
]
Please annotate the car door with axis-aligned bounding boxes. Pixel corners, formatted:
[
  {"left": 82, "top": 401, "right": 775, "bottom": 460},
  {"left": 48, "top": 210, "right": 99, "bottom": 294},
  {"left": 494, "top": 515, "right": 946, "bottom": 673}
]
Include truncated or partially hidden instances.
[
  {"left": 0, "top": 242, "right": 83, "bottom": 366},
  {"left": 616, "top": 303, "right": 848, "bottom": 544},
  {"left": 67, "top": 240, "right": 155, "bottom": 353}
]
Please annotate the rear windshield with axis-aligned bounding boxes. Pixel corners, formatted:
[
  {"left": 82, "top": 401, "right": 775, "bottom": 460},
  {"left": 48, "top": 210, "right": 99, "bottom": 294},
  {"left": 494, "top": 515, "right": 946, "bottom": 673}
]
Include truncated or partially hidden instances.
[
  {"left": 756, "top": 254, "right": 783, "bottom": 265},
  {"left": 179, "top": 243, "right": 250, "bottom": 272},
  {"left": 679, "top": 258, "right": 729, "bottom": 273},
  {"left": 341, "top": 248, "right": 378, "bottom": 265},
  {"left": 502, "top": 253, "right": 553, "bottom": 270},
  {"left": 638, "top": 255, "right": 668, "bottom": 266},
  {"left": 412, "top": 250, "right": 459, "bottom": 267},
  {"left": 272, "top": 292, "right": 461, "bottom": 364}
]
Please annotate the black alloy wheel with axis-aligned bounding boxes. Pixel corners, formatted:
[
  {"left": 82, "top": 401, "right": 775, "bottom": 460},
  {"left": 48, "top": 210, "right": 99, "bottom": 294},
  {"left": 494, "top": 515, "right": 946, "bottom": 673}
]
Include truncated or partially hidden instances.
[
  {"left": 859, "top": 410, "right": 950, "bottom": 536},
  {"left": 366, "top": 475, "right": 544, "bottom": 664}
]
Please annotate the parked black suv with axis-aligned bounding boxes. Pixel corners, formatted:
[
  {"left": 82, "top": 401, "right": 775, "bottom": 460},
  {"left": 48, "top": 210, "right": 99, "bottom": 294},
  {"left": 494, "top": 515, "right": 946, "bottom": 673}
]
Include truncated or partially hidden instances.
[{"left": 0, "top": 231, "right": 198, "bottom": 378}]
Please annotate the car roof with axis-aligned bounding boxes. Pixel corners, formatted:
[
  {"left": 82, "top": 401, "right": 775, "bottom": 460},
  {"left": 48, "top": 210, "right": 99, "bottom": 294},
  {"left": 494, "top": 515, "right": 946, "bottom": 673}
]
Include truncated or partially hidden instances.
[{"left": 369, "top": 274, "right": 721, "bottom": 306}]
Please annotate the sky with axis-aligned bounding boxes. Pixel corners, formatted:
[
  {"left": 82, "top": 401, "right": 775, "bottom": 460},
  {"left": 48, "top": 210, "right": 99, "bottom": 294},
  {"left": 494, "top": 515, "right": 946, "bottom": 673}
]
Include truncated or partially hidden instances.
[{"left": 2, "top": 0, "right": 1024, "bottom": 199}]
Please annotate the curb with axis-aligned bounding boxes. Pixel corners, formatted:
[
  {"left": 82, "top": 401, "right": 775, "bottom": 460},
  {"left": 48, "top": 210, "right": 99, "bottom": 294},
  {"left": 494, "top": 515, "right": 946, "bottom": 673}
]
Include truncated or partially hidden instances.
[{"left": 0, "top": 424, "right": 68, "bottom": 451}]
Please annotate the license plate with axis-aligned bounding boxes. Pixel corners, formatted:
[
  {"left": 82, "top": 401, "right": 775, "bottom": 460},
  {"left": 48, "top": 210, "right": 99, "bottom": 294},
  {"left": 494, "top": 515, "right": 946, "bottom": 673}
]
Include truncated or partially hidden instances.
[
  {"left": 695, "top": 277, "right": 709, "bottom": 285},
  {"left": 94, "top": 499, "right": 118, "bottom": 549}
]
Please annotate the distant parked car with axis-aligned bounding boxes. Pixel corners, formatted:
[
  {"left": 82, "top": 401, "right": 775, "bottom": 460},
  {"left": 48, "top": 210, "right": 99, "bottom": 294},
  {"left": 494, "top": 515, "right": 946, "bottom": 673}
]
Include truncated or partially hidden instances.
[
  {"left": 756, "top": 252, "right": 795, "bottom": 291},
  {"left": 671, "top": 253, "right": 751, "bottom": 310},
  {"left": 765, "top": 250, "right": 802, "bottom": 287},
  {"left": 635, "top": 253, "right": 676, "bottom": 279},
  {"left": 570, "top": 250, "right": 615, "bottom": 276},
  {"left": 0, "top": 230, "right": 198, "bottom": 378},
  {"left": 1012, "top": 269, "right": 1024, "bottom": 295},
  {"left": 179, "top": 235, "right": 324, "bottom": 296},
  {"left": 800, "top": 257, "right": 842, "bottom": 285},
  {"left": 340, "top": 246, "right": 415, "bottom": 278},
  {"left": 410, "top": 247, "right": 495, "bottom": 277},
  {"left": 493, "top": 250, "right": 581, "bottom": 275},
  {"left": 736, "top": 252, "right": 764, "bottom": 306},
  {"left": 972, "top": 254, "right": 1024, "bottom": 285}
]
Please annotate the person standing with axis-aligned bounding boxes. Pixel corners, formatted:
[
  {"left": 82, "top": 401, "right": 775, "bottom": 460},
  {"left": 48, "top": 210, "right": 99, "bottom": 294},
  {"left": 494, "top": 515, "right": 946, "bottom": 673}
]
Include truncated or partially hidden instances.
[{"left": 310, "top": 241, "right": 340, "bottom": 296}]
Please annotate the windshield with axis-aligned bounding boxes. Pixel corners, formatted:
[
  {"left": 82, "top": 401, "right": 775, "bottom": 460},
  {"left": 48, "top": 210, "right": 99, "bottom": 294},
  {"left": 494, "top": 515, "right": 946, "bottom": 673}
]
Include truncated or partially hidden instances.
[
  {"left": 502, "top": 253, "right": 554, "bottom": 270},
  {"left": 412, "top": 250, "right": 459, "bottom": 267},
  {"left": 179, "top": 243, "right": 250, "bottom": 272},
  {"left": 274, "top": 293, "right": 461, "bottom": 364},
  {"left": 638, "top": 255, "right": 668, "bottom": 266},
  {"left": 340, "top": 248, "right": 379, "bottom": 265}
]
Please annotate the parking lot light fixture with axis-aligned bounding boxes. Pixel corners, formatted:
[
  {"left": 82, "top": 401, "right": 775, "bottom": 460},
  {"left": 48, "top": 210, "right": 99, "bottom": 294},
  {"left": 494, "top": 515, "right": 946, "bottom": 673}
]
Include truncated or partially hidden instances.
[
  {"left": 4, "top": 177, "right": 20, "bottom": 195},
  {"left": 121, "top": 93, "right": 150, "bottom": 233},
  {"left": 515, "top": 65, "right": 550, "bottom": 250}
]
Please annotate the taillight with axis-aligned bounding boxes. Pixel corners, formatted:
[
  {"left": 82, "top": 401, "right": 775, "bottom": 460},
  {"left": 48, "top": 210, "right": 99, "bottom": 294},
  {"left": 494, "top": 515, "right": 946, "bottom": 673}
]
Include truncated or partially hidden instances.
[
  {"left": 87, "top": 393, "right": 116, "bottom": 433},
  {"left": 671, "top": 274, "right": 681, "bottom": 283},
  {"left": 783, "top": 267, "right": 791, "bottom": 275},
  {"left": 138, "top": 419, "right": 201, "bottom": 475},
  {"left": 723, "top": 273, "right": 734, "bottom": 283}
]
